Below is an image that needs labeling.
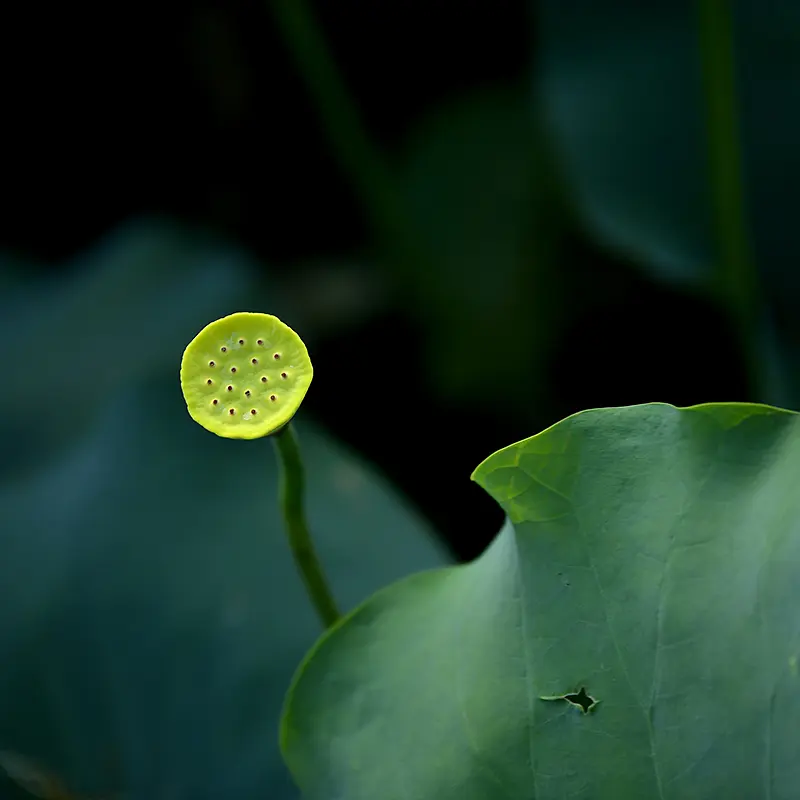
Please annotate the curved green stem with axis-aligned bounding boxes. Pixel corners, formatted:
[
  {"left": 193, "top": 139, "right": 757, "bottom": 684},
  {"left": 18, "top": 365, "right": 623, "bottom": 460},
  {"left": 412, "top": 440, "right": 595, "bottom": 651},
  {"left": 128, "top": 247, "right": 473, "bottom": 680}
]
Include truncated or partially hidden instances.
[{"left": 273, "top": 423, "right": 340, "bottom": 628}]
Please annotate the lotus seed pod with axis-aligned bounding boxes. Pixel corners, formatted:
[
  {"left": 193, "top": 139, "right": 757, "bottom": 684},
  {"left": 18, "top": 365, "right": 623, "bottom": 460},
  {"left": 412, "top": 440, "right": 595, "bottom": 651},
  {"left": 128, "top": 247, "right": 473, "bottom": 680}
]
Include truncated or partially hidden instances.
[{"left": 180, "top": 312, "right": 313, "bottom": 439}]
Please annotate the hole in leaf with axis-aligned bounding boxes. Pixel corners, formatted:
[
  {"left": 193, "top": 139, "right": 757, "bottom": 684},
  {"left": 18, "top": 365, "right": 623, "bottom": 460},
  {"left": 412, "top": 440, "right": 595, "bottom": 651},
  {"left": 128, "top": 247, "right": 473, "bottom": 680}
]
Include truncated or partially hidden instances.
[
  {"left": 540, "top": 687, "right": 597, "bottom": 714},
  {"left": 564, "top": 688, "right": 596, "bottom": 713}
]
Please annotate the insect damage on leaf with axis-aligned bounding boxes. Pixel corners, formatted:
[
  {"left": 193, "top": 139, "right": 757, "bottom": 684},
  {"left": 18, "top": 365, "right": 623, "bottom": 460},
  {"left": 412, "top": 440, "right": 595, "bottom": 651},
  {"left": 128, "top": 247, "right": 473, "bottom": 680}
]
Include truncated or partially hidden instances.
[{"left": 539, "top": 686, "right": 598, "bottom": 714}]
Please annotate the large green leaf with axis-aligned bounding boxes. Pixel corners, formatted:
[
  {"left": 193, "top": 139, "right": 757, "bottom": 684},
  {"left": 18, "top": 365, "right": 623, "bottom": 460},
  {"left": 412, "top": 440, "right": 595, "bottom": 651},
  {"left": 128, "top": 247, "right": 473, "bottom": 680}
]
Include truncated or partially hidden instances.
[
  {"left": 0, "top": 221, "right": 450, "bottom": 800},
  {"left": 282, "top": 402, "right": 800, "bottom": 799}
]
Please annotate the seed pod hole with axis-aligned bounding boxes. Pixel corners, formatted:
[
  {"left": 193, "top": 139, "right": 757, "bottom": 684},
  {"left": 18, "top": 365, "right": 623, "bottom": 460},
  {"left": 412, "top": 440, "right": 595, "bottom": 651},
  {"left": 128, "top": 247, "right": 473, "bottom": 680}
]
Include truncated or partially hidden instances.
[
  {"left": 209, "top": 361, "right": 215, "bottom": 367},
  {"left": 227, "top": 385, "right": 233, "bottom": 391},
  {"left": 229, "top": 408, "right": 235, "bottom": 415},
  {"left": 221, "top": 346, "right": 227, "bottom": 352},
  {"left": 270, "top": 395, "right": 277, "bottom": 402},
  {"left": 212, "top": 399, "right": 218, "bottom": 405},
  {"left": 231, "top": 367, "right": 237, "bottom": 373},
  {"left": 251, "top": 409, "right": 257, "bottom": 415},
  {"left": 206, "top": 379, "right": 213, "bottom": 385},
  {"left": 261, "top": 376, "right": 268, "bottom": 383},
  {"left": 257, "top": 339, "right": 264, "bottom": 345},
  {"left": 281, "top": 372, "right": 287, "bottom": 379},
  {"left": 273, "top": 353, "right": 280, "bottom": 360},
  {"left": 251, "top": 358, "right": 258, "bottom": 365},
  {"left": 244, "top": 390, "right": 251, "bottom": 397},
  {"left": 238, "top": 338, "right": 245, "bottom": 345}
]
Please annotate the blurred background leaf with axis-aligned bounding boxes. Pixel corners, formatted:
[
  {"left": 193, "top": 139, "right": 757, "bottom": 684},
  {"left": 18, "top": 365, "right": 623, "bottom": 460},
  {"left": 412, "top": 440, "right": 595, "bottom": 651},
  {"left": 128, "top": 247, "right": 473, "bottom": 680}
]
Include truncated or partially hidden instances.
[
  {"left": 0, "top": 221, "right": 450, "bottom": 799},
  {"left": 536, "top": 0, "right": 800, "bottom": 404},
  {"left": 399, "top": 88, "right": 568, "bottom": 412},
  {"left": 538, "top": 1, "right": 714, "bottom": 287},
  {"left": 0, "top": 219, "right": 258, "bottom": 478}
]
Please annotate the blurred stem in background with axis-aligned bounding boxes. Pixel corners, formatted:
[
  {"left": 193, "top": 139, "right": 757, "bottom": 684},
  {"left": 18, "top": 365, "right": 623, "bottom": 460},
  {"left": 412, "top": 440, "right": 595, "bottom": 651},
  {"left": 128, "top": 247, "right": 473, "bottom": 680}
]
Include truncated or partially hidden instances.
[
  {"left": 696, "top": 0, "right": 767, "bottom": 400},
  {"left": 269, "top": 0, "right": 408, "bottom": 250},
  {"left": 273, "top": 424, "right": 340, "bottom": 628}
]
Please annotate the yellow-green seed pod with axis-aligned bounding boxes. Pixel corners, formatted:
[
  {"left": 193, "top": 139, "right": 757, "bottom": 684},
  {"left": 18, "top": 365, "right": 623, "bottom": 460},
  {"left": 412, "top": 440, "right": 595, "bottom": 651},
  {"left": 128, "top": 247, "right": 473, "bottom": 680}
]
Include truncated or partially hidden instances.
[{"left": 180, "top": 312, "right": 313, "bottom": 439}]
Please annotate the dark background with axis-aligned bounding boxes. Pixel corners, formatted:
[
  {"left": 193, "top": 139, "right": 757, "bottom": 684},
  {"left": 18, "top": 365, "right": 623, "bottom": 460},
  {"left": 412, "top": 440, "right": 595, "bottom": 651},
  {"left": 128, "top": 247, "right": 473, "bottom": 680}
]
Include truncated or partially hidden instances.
[{"left": 0, "top": 1, "right": 795, "bottom": 798}]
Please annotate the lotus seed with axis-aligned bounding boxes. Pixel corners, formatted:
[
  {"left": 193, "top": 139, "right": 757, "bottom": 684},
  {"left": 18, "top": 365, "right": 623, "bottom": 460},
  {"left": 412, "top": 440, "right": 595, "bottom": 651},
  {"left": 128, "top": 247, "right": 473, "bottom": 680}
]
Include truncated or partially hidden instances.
[
  {"left": 231, "top": 367, "right": 237, "bottom": 373},
  {"left": 221, "top": 346, "right": 227, "bottom": 352},
  {"left": 209, "top": 361, "right": 215, "bottom": 367},
  {"left": 281, "top": 372, "right": 287, "bottom": 379},
  {"left": 257, "top": 339, "right": 264, "bottom": 345},
  {"left": 206, "top": 379, "right": 213, "bottom": 385},
  {"left": 245, "top": 390, "right": 251, "bottom": 397},
  {"left": 270, "top": 395, "right": 277, "bottom": 401},
  {"left": 251, "top": 358, "right": 258, "bottom": 365},
  {"left": 274, "top": 353, "right": 280, "bottom": 360},
  {"left": 212, "top": 399, "right": 218, "bottom": 405},
  {"left": 227, "top": 385, "right": 233, "bottom": 391},
  {"left": 238, "top": 338, "right": 245, "bottom": 345},
  {"left": 251, "top": 409, "right": 257, "bottom": 415},
  {"left": 261, "top": 376, "right": 267, "bottom": 383},
  {"left": 229, "top": 408, "right": 235, "bottom": 415}
]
